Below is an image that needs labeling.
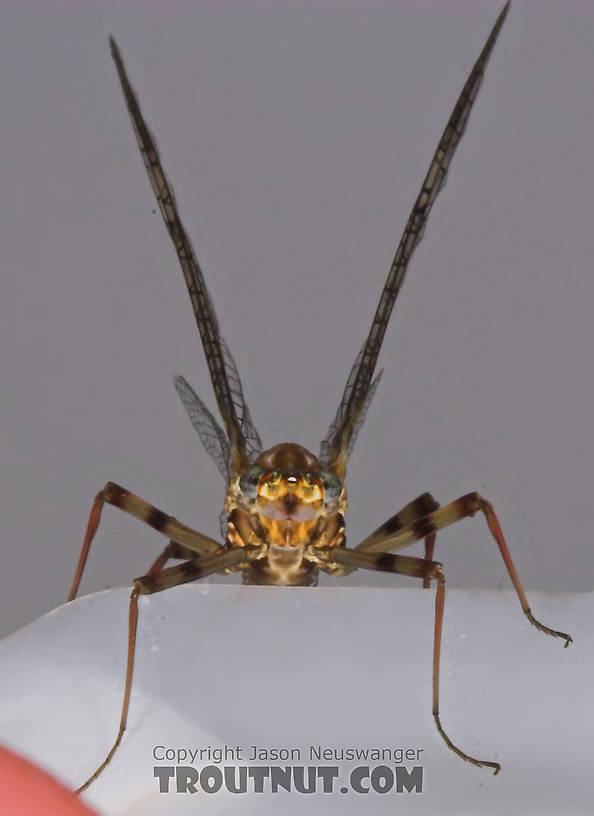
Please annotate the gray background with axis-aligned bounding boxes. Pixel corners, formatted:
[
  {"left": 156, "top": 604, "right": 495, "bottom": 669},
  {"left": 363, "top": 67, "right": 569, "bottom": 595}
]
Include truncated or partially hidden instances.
[{"left": 1, "top": 0, "right": 593, "bottom": 640}]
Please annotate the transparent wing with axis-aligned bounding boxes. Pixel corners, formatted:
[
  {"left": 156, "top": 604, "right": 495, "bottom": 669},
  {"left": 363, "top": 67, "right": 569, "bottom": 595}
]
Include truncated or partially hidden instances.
[
  {"left": 219, "top": 508, "right": 229, "bottom": 541},
  {"left": 220, "top": 338, "right": 263, "bottom": 463},
  {"left": 323, "top": 2, "right": 510, "bottom": 477},
  {"left": 174, "top": 375, "right": 231, "bottom": 481},
  {"left": 110, "top": 37, "right": 260, "bottom": 475},
  {"left": 320, "top": 346, "right": 383, "bottom": 464}
]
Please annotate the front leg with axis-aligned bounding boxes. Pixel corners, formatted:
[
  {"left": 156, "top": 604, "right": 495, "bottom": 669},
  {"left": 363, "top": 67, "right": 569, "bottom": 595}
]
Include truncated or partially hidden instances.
[
  {"left": 68, "top": 481, "right": 222, "bottom": 601},
  {"left": 76, "top": 545, "right": 247, "bottom": 793}
]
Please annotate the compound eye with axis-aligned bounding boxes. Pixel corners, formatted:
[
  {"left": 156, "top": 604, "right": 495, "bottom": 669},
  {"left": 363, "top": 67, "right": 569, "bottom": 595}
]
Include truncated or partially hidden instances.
[
  {"left": 239, "top": 466, "right": 264, "bottom": 499},
  {"left": 320, "top": 471, "right": 341, "bottom": 502}
]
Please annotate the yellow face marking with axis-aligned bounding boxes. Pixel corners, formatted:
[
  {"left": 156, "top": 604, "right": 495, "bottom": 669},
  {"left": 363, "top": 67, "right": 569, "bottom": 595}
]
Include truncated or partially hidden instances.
[
  {"left": 258, "top": 473, "right": 322, "bottom": 502},
  {"left": 229, "top": 455, "right": 347, "bottom": 557},
  {"left": 255, "top": 472, "right": 325, "bottom": 522}
]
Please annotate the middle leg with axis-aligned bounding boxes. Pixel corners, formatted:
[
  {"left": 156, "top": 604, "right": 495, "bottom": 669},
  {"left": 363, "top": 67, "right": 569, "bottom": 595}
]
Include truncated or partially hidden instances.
[{"left": 147, "top": 541, "right": 199, "bottom": 574}]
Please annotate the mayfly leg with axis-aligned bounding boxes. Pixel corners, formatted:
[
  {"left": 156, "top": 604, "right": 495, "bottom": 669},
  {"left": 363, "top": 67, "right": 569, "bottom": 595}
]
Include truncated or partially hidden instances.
[
  {"left": 67, "top": 482, "right": 221, "bottom": 602},
  {"left": 75, "top": 547, "right": 245, "bottom": 793}
]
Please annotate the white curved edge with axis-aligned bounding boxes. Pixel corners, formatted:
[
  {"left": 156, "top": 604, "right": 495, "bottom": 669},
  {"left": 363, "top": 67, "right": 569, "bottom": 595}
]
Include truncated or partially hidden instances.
[{"left": 0, "top": 585, "right": 591, "bottom": 816}]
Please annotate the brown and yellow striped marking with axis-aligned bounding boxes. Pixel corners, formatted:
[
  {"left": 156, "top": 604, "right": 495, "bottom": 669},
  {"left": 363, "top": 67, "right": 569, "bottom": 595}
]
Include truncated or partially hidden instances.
[
  {"left": 355, "top": 491, "right": 440, "bottom": 587},
  {"left": 67, "top": 482, "right": 222, "bottom": 602},
  {"left": 353, "top": 492, "right": 572, "bottom": 645}
]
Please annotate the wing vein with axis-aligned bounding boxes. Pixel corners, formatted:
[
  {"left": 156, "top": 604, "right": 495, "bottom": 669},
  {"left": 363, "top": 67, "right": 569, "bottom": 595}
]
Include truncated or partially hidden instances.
[
  {"left": 323, "top": 3, "right": 510, "bottom": 474},
  {"left": 110, "top": 37, "right": 251, "bottom": 473}
]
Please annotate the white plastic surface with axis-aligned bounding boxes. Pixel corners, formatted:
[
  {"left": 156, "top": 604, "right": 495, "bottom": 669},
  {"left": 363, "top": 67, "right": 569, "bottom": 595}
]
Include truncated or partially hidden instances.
[{"left": 0, "top": 585, "right": 591, "bottom": 815}]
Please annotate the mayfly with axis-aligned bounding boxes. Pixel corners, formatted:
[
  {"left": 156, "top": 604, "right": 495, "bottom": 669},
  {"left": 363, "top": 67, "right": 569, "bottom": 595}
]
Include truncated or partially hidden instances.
[{"left": 68, "top": 1, "right": 571, "bottom": 793}]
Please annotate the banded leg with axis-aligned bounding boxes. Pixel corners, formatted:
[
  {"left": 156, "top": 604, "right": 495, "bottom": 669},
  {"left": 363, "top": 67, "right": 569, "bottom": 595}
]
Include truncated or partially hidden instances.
[
  {"left": 355, "top": 491, "right": 571, "bottom": 645},
  {"left": 76, "top": 546, "right": 246, "bottom": 793},
  {"left": 147, "top": 541, "right": 200, "bottom": 574},
  {"left": 357, "top": 492, "right": 440, "bottom": 588},
  {"left": 323, "top": 547, "right": 500, "bottom": 772},
  {"left": 68, "top": 481, "right": 222, "bottom": 601}
]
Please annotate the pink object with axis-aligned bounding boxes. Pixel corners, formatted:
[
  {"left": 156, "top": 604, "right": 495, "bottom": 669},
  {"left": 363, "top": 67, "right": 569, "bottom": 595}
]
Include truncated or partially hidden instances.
[{"left": 0, "top": 745, "right": 99, "bottom": 816}]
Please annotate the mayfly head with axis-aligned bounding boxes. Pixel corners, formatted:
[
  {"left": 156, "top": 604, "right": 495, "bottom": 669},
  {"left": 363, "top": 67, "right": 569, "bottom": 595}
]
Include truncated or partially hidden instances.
[{"left": 235, "top": 444, "right": 345, "bottom": 525}]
